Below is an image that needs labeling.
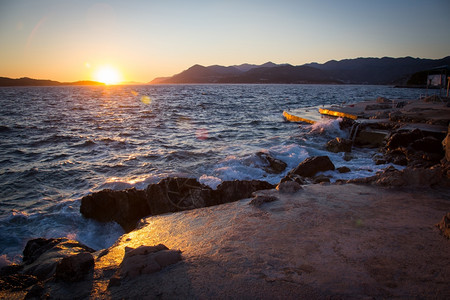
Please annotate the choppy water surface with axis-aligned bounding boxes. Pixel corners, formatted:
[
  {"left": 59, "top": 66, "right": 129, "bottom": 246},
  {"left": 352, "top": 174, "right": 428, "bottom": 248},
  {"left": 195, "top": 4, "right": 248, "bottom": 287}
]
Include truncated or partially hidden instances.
[{"left": 0, "top": 84, "right": 427, "bottom": 262}]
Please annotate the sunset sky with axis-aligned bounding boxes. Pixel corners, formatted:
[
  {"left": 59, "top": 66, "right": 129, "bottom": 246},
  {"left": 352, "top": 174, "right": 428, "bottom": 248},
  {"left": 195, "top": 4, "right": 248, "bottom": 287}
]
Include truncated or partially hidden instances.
[{"left": 1, "top": 0, "right": 449, "bottom": 83}]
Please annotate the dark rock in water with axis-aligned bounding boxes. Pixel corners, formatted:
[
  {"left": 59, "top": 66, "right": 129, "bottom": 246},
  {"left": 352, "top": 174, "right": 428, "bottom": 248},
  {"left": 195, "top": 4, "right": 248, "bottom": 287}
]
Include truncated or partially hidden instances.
[
  {"left": 249, "top": 195, "right": 278, "bottom": 207},
  {"left": 337, "top": 166, "right": 351, "bottom": 173},
  {"left": 80, "top": 188, "right": 149, "bottom": 232},
  {"left": 313, "top": 175, "right": 331, "bottom": 183},
  {"left": 146, "top": 177, "right": 212, "bottom": 215},
  {"left": 22, "top": 238, "right": 95, "bottom": 280},
  {"left": 386, "top": 129, "right": 423, "bottom": 151},
  {"left": 212, "top": 180, "right": 275, "bottom": 205},
  {"left": 290, "top": 156, "right": 335, "bottom": 178},
  {"left": 256, "top": 152, "right": 287, "bottom": 173},
  {"left": 339, "top": 117, "right": 355, "bottom": 130},
  {"left": 54, "top": 252, "right": 94, "bottom": 282},
  {"left": 435, "top": 212, "right": 450, "bottom": 239},
  {"left": 326, "top": 137, "right": 352, "bottom": 153},
  {"left": 354, "top": 129, "right": 388, "bottom": 148},
  {"left": 411, "top": 136, "right": 444, "bottom": 154},
  {"left": 109, "top": 244, "right": 181, "bottom": 287}
]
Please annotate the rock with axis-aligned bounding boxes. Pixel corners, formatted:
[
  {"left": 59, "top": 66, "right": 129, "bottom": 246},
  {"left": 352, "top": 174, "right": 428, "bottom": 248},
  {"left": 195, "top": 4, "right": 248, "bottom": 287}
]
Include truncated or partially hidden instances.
[
  {"left": 146, "top": 177, "right": 212, "bottom": 215},
  {"left": 22, "top": 238, "right": 94, "bottom": 280},
  {"left": 313, "top": 175, "right": 331, "bottom": 184},
  {"left": 376, "top": 97, "right": 391, "bottom": 103},
  {"left": 24, "top": 282, "right": 47, "bottom": 300},
  {"left": 365, "top": 103, "right": 392, "bottom": 110},
  {"left": 435, "top": 213, "right": 450, "bottom": 239},
  {"left": 0, "top": 274, "right": 38, "bottom": 291},
  {"left": 276, "top": 181, "right": 303, "bottom": 193},
  {"left": 212, "top": 180, "right": 275, "bottom": 205},
  {"left": 80, "top": 188, "right": 150, "bottom": 232},
  {"left": 249, "top": 195, "right": 278, "bottom": 207},
  {"left": 411, "top": 136, "right": 444, "bottom": 154},
  {"left": 110, "top": 244, "right": 182, "bottom": 286},
  {"left": 54, "top": 252, "right": 94, "bottom": 282},
  {"left": 354, "top": 129, "right": 388, "bottom": 148},
  {"left": 256, "top": 152, "right": 287, "bottom": 174},
  {"left": 386, "top": 129, "right": 423, "bottom": 151},
  {"left": 289, "top": 156, "right": 335, "bottom": 178},
  {"left": 337, "top": 166, "right": 351, "bottom": 173},
  {"left": 343, "top": 152, "right": 353, "bottom": 161},
  {"left": 326, "top": 137, "right": 352, "bottom": 153},
  {"left": 444, "top": 124, "right": 450, "bottom": 162}
]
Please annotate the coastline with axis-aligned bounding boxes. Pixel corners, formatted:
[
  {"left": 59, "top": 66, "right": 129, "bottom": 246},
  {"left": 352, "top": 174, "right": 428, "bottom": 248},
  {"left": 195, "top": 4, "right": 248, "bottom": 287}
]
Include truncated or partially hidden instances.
[{"left": 1, "top": 95, "right": 449, "bottom": 299}]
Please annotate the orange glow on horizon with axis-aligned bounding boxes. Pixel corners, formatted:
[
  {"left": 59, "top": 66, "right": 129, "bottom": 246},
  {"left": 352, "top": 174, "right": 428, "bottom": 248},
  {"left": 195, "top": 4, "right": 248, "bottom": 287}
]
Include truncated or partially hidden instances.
[{"left": 93, "top": 65, "right": 123, "bottom": 85}]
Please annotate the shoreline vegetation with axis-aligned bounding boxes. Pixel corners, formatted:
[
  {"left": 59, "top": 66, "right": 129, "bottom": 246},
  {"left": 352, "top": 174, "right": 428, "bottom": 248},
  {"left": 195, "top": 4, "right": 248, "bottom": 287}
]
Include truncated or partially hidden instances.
[{"left": 1, "top": 94, "right": 449, "bottom": 298}]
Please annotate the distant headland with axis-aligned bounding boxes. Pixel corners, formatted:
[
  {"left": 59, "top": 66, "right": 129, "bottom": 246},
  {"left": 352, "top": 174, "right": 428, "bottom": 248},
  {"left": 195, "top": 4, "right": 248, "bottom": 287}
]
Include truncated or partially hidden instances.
[
  {"left": 150, "top": 56, "right": 450, "bottom": 86},
  {"left": 0, "top": 77, "right": 105, "bottom": 87}
]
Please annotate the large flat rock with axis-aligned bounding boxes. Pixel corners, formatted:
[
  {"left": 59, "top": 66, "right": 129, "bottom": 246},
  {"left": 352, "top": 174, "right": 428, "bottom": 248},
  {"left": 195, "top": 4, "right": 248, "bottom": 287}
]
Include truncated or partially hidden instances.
[{"left": 78, "top": 184, "right": 450, "bottom": 299}]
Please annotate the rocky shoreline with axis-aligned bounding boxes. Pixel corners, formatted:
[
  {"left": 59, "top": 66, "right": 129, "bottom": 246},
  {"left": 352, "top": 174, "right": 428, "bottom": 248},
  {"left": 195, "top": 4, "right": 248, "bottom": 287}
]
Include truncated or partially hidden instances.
[{"left": 1, "top": 96, "right": 449, "bottom": 299}]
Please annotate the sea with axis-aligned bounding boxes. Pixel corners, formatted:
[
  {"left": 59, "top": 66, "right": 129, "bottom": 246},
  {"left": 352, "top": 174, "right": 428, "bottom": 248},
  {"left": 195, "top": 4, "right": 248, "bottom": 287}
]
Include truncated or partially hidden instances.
[{"left": 0, "top": 84, "right": 428, "bottom": 263}]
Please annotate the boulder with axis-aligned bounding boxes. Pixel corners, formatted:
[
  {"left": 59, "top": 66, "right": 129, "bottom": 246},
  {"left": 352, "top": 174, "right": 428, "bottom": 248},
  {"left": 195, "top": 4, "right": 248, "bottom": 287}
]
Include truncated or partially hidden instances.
[
  {"left": 276, "top": 181, "right": 303, "bottom": 193},
  {"left": 249, "top": 195, "right": 278, "bottom": 207},
  {"left": 337, "top": 166, "right": 351, "bottom": 173},
  {"left": 386, "top": 129, "right": 423, "bottom": 151},
  {"left": 289, "top": 156, "right": 335, "bottom": 178},
  {"left": 354, "top": 129, "right": 388, "bottom": 148},
  {"left": 256, "top": 152, "right": 287, "bottom": 174},
  {"left": 54, "top": 252, "right": 94, "bottom": 282},
  {"left": 212, "top": 180, "right": 275, "bottom": 205},
  {"left": 411, "top": 136, "right": 444, "bottom": 154},
  {"left": 80, "top": 188, "right": 150, "bottom": 232},
  {"left": 435, "top": 212, "right": 450, "bottom": 239},
  {"left": 109, "top": 244, "right": 181, "bottom": 287},
  {"left": 22, "top": 238, "right": 95, "bottom": 280},
  {"left": 146, "top": 177, "right": 212, "bottom": 215},
  {"left": 326, "top": 137, "right": 352, "bottom": 153}
]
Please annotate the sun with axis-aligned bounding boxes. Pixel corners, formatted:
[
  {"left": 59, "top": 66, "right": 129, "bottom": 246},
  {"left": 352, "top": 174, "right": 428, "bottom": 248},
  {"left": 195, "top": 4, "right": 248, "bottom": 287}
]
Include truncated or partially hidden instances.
[{"left": 94, "top": 66, "right": 122, "bottom": 85}]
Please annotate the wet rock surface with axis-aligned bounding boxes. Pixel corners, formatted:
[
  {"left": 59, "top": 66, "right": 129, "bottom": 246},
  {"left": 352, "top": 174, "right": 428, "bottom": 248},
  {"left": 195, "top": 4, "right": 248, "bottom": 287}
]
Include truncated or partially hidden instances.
[
  {"left": 81, "top": 178, "right": 275, "bottom": 232},
  {"left": 289, "top": 155, "right": 335, "bottom": 178},
  {"left": 80, "top": 188, "right": 149, "bottom": 232}
]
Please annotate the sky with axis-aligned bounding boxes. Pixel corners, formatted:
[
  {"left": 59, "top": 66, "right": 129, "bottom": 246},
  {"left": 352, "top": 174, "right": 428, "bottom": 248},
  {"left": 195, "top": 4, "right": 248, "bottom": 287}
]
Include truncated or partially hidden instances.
[{"left": 1, "top": 0, "right": 449, "bottom": 83}]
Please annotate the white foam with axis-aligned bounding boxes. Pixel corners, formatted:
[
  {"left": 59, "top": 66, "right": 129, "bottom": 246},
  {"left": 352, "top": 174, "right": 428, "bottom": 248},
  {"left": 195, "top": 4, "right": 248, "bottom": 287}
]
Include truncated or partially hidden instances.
[{"left": 199, "top": 175, "right": 222, "bottom": 190}]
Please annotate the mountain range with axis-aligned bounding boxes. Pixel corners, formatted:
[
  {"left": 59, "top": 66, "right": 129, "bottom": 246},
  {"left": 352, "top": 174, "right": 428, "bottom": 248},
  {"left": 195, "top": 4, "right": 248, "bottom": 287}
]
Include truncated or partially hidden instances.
[
  {"left": 0, "top": 77, "right": 104, "bottom": 87},
  {"left": 150, "top": 56, "right": 450, "bottom": 85}
]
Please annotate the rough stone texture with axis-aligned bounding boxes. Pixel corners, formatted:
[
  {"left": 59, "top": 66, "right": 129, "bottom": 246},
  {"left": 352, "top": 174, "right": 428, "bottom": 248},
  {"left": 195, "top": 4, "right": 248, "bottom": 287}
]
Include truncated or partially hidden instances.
[
  {"left": 435, "top": 212, "right": 450, "bottom": 239},
  {"left": 54, "top": 252, "right": 94, "bottom": 282},
  {"left": 289, "top": 156, "right": 335, "bottom": 178},
  {"left": 212, "top": 180, "right": 276, "bottom": 205},
  {"left": 249, "top": 195, "right": 278, "bottom": 207},
  {"left": 109, "top": 244, "right": 182, "bottom": 287},
  {"left": 411, "top": 136, "right": 444, "bottom": 154},
  {"left": 146, "top": 177, "right": 212, "bottom": 215},
  {"left": 326, "top": 137, "right": 352, "bottom": 153},
  {"left": 80, "top": 188, "right": 150, "bottom": 232},
  {"left": 276, "top": 181, "right": 303, "bottom": 193},
  {"left": 0, "top": 274, "right": 38, "bottom": 291},
  {"left": 386, "top": 129, "right": 423, "bottom": 150},
  {"left": 349, "top": 165, "right": 450, "bottom": 187},
  {"left": 443, "top": 124, "right": 450, "bottom": 161},
  {"left": 354, "top": 129, "right": 388, "bottom": 148},
  {"left": 256, "top": 152, "right": 287, "bottom": 174},
  {"left": 337, "top": 166, "right": 351, "bottom": 173},
  {"left": 22, "top": 238, "right": 94, "bottom": 280}
]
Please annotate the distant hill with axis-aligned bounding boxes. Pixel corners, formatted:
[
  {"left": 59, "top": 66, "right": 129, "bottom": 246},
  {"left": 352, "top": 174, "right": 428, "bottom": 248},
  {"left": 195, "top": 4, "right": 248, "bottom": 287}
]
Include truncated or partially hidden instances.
[
  {"left": 150, "top": 56, "right": 450, "bottom": 85},
  {"left": 0, "top": 77, "right": 105, "bottom": 87}
]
